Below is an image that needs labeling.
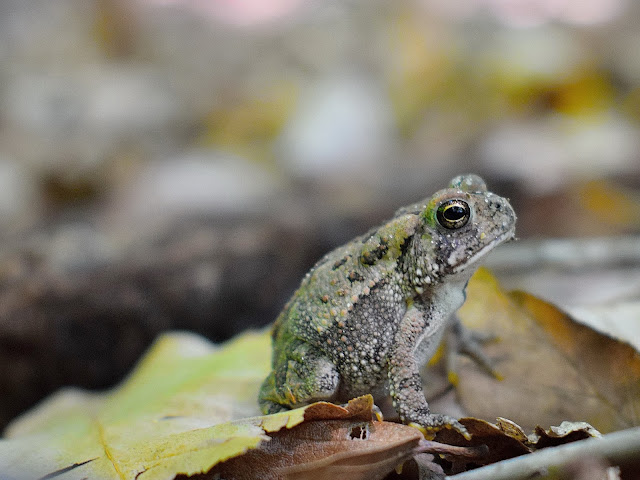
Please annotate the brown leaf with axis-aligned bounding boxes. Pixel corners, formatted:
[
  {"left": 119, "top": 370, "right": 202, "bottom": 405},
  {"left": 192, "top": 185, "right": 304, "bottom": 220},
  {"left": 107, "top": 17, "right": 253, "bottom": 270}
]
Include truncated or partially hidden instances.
[
  {"left": 301, "top": 395, "right": 376, "bottom": 423},
  {"left": 431, "top": 417, "right": 605, "bottom": 475},
  {"left": 530, "top": 421, "right": 601, "bottom": 449},
  {"left": 456, "top": 268, "right": 640, "bottom": 433},
  {"left": 433, "top": 417, "right": 530, "bottom": 473},
  {"left": 495, "top": 417, "right": 528, "bottom": 443},
  {"left": 207, "top": 420, "right": 423, "bottom": 480}
]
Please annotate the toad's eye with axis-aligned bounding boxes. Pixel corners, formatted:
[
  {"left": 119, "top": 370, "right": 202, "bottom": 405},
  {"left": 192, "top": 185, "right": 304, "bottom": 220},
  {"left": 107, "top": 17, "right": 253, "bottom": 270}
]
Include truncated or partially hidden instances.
[{"left": 436, "top": 200, "right": 470, "bottom": 229}]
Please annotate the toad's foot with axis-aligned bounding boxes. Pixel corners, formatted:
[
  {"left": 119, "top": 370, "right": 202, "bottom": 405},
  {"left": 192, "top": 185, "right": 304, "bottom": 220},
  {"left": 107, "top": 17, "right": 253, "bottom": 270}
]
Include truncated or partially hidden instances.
[{"left": 408, "top": 414, "right": 470, "bottom": 441}]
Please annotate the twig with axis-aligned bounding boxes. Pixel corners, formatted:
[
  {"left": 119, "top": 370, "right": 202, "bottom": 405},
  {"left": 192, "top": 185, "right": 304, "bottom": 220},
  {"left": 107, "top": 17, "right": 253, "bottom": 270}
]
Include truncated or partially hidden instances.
[
  {"left": 416, "top": 440, "right": 489, "bottom": 459},
  {"left": 448, "top": 426, "right": 640, "bottom": 480}
]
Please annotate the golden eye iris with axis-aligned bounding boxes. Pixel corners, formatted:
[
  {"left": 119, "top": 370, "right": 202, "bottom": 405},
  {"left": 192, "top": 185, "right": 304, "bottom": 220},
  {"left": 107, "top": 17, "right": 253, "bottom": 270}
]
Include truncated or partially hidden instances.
[{"left": 436, "top": 200, "right": 470, "bottom": 229}]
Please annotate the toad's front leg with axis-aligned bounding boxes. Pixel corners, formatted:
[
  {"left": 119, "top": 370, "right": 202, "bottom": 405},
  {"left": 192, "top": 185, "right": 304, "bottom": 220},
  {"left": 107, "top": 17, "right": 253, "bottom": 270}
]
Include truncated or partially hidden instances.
[{"left": 388, "top": 305, "right": 470, "bottom": 440}]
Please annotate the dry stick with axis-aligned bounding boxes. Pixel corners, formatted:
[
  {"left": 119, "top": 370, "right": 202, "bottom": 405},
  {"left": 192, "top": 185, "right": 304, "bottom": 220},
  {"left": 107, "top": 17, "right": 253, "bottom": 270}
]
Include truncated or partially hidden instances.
[
  {"left": 417, "top": 440, "right": 489, "bottom": 459},
  {"left": 448, "top": 426, "right": 640, "bottom": 480}
]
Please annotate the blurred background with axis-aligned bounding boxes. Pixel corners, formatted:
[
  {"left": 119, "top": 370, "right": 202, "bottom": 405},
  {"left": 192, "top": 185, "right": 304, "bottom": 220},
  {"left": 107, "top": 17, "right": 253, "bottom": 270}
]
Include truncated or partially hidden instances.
[{"left": 1, "top": 0, "right": 639, "bottom": 430}]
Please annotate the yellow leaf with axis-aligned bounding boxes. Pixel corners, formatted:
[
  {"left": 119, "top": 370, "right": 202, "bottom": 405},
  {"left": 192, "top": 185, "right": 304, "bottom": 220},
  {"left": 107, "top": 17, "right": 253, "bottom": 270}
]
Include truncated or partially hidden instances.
[
  {"left": 576, "top": 180, "right": 640, "bottom": 228},
  {"left": 2, "top": 331, "right": 272, "bottom": 479},
  {"left": 198, "top": 84, "right": 298, "bottom": 162}
]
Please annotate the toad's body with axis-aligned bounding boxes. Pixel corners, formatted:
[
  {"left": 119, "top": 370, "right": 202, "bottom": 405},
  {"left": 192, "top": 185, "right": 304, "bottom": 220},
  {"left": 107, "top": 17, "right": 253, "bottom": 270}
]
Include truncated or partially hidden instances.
[{"left": 259, "top": 175, "right": 516, "bottom": 435}]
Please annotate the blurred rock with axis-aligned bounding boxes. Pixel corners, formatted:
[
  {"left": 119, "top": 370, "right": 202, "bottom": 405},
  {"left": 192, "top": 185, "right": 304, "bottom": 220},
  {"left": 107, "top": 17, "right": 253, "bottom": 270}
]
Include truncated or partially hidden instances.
[
  {"left": 479, "top": 114, "right": 640, "bottom": 193},
  {"left": 109, "top": 151, "right": 282, "bottom": 230},
  {"left": 480, "top": 27, "right": 587, "bottom": 81},
  {"left": 2, "top": 65, "right": 184, "bottom": 172},
  {"left": 422, "top": 0, "right": 628, "bottom": 26},
  {"left": 277, "top": 72, "right": 396, "bottom": 182},
  {"left": 0, "top": 155, "right": 39, "bottom": 232},
  {"left": 0, "top": 0, "right": 103, "bottom": 67},
  {"left": 141, "top": 0, "right": 307, "bottom": 27}
]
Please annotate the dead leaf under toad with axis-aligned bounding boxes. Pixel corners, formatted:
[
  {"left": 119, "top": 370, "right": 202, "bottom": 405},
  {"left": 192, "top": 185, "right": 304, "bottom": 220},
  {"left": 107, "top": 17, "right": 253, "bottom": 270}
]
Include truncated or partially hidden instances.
[{"left": 206, "top": 419, "right": 423, "bottom": 480}]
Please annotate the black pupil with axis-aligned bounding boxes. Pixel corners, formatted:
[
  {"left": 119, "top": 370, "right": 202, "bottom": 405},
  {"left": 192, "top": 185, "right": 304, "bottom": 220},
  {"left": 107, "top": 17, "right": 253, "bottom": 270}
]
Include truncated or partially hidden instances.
[{"left": 444, "top": 205, "right": 465, "bottom": 221}]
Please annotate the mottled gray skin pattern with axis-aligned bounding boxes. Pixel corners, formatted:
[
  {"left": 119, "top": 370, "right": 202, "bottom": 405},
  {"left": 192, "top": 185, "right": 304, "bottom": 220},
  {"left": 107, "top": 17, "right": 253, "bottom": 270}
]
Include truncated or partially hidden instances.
[{"left": 259, "top": 174, "right": 516, "bottom": 435}]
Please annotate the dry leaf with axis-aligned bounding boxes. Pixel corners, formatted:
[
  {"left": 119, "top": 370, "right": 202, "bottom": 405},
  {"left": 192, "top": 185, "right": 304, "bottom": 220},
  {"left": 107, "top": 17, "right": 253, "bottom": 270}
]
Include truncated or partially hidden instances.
[
  {"left": 432, "top": 417, "right": 604, "bottom": 475},
  {"left": 456, "top": 268, "right": 640, "bottom": 433},
  {"left": 529, "top": 420, "right": 601, "bottom": 449},
  {"left": 207, "top": 419, "right": 423, "bottom": 480},
  {"left": 433, "top": 417, "right": 530, "bottom": 473}
]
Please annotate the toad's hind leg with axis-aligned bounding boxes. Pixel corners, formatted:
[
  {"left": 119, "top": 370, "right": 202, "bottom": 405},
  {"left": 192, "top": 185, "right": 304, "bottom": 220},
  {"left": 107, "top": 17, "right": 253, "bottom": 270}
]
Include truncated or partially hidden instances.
[{"left": 259, "top": 346, "right": 340, "bottom": 414}]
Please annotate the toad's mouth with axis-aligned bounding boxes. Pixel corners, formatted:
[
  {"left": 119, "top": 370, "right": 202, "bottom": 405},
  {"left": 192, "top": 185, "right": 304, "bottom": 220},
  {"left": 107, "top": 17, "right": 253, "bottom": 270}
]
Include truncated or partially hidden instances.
[{"left": 451, "top": 228, "right": 516, "bottom": 274}]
